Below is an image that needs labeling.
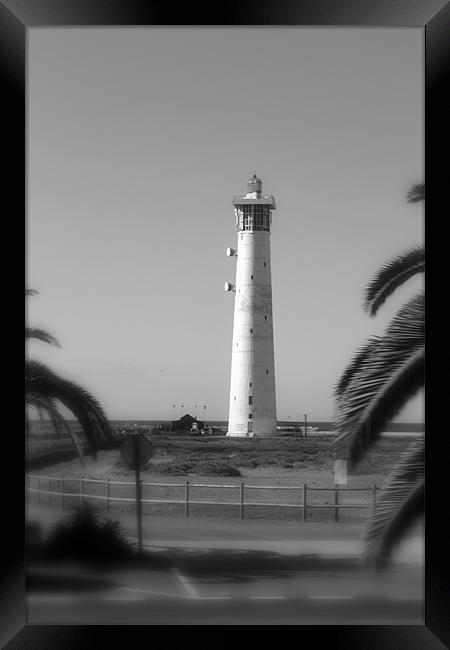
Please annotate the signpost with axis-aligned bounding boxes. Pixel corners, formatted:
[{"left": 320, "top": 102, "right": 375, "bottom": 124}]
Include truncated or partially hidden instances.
[{"left": 120, "top": 433, "right": 153, "bottom": 554}]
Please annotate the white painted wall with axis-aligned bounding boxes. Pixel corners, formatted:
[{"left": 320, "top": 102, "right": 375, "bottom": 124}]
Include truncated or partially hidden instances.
[{"left": 227, "top": 229, "right": 277, "bottom": 437}]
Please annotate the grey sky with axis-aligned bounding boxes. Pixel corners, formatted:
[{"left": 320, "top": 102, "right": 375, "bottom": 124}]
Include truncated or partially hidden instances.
[{"left": 28, "top": 27, "right": 424, "bottom": 422}]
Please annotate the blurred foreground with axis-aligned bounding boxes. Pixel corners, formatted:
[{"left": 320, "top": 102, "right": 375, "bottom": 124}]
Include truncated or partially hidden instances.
[{"left": 26, "top": 505, "right": 423, "bottom": 625}]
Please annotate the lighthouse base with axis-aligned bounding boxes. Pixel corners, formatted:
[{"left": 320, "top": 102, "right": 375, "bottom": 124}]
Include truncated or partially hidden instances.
[
  {"left": 226, "top": 419, "right": 279, "bottom": 438},
  {"left": 226, "top": 431, "right": 279, "bottom": 438}
]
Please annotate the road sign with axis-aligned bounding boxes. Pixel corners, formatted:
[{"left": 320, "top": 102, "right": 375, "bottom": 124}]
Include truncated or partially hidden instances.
[
  {"left": 120, "top": 433, "right": 153, "bottom": 470},
  {"left": 120, "top": 433, "right": 153, "bottom": 555}
]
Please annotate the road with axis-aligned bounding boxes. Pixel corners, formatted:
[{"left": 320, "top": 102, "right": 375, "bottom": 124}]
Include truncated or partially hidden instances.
[{"left": 26, "top": 506, "right": 424, "bottom": 624}]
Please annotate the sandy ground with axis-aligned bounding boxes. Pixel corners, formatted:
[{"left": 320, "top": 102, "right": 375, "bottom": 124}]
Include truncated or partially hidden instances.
[{"left": 27, "top": 448, "right": 387, "bottom": 488}]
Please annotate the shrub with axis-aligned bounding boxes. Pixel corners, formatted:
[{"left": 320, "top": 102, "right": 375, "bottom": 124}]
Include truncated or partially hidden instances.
[
  {"left": 149, "top": 456, "right": 241, "bottom": 477},
  {"left": 194, "top": 461, "right": 241, "bottom": 477},
  {"left": 44, "top": 504, "right": 133, "bottom": 563}
]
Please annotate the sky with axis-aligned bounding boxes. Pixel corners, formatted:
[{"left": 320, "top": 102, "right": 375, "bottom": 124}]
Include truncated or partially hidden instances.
[{"left": 27, "top": 27, "right": 424, "bottom": 422}]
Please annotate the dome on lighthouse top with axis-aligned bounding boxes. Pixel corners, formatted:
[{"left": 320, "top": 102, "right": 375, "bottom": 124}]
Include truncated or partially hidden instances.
[
  {"left": 232, "top": 173, "right": 276, "bottom": 210},
  {"left": 247, "top": 173, "right": 262, "bottom": 194}
]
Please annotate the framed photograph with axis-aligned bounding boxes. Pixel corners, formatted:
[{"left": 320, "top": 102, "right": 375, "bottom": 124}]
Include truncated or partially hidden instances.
[{"left": 3, "top": 0, "right": 449, "bottom": 646}]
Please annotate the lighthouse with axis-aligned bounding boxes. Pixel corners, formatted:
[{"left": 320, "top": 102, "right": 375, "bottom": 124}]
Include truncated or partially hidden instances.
[{"left": 225, "top": 174, "right": 278, "bottom": 437}]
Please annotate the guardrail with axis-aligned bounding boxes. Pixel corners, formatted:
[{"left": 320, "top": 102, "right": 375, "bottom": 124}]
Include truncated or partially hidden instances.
[
  {"left": 26, "top": 439, "right": 82, "bottom": 461},
  {"left": 26, "top": 474, "right": 379, "bottom": 522},
  {"left": 26, "top": 432, "right": 128, "bottom": 463}
]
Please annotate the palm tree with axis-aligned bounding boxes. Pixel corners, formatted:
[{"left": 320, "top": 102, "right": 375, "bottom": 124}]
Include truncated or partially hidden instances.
[
  {"left": 333, "top": 183, "right": 424, "bottom": 568},
  {"left": 25, "top": 290, "right": 112, "bottom": 462}
]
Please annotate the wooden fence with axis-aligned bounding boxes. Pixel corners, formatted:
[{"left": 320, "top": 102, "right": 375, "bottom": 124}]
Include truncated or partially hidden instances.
[{"left": 26, "top": 474, "right": 379, "bottom": 523}]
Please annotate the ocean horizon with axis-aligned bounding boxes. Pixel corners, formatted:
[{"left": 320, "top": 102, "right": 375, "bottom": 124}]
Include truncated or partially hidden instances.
[
  {"left": 28, "top": 419, "right": 424, "bottom": 436},
  {"left": 107, "top": 419, "right": 424, "bottom": 434}
]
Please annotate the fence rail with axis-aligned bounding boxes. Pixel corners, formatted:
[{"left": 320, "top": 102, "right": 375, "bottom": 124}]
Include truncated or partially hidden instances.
[
  {"left": 26, "top": 433, "right": 128, "bottom": 463},
  {"left": 26, "top": 474, "right": 379, "bottom": 522}
]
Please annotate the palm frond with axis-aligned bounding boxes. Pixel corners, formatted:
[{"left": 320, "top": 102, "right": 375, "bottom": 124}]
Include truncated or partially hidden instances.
[
  {"left": 334, "top": 292, "right": 424, "bottom": 466},
  {"left": 335, "top": 336, "right": 381, "bottom": 401},
  {"left": 369, "top": 479, "right": 424, "bottom": 570},
  {"left": 363, "top": 246, "right": 424, "bottom": 317},
  {"left": 363, "top": 436, "right": 424, "bottom": 567},
  {"left": 25, "top": 360, "right": 112, "bottom": 455},
  {"left": 406, "top": 182, "right": 425, "bottom": 203},
  {"left": 25, "top": 327, "right": 61, "bottom": 348},
  {"left": 335, "top": 346, "right": 424, "bottom": 467}
]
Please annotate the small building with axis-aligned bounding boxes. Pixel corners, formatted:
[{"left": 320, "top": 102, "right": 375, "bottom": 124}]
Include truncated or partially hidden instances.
[{"left": 171, "top": 413, "right": 204, "bottom": 432}]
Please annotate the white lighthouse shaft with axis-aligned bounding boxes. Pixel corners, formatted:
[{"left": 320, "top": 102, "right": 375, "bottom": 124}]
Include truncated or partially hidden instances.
[{"left": 226, "top": 176, "right": 277, "bottom": 437}]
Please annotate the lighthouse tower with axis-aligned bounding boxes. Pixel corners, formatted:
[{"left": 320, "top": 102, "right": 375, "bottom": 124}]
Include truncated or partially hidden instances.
[{"left": 225, "top": 174, "right": 277, "bottom": 437}]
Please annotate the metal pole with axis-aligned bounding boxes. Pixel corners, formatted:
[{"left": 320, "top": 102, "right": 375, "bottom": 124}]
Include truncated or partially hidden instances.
[
  {"left": 133, "top": 435, "right": 143, "bottom": 554},
  {"left": 240, "top": 482, "right": 244, "bottom": 519},
  {"left": 372, "top": 483, "right": 377, "bottom": 508},
  {"left": 303, "top": 484, "right": 307, "bottom": 522},
  {"left": 105, "top": 478, "right": 110, "bottom": 514},
  {"left": 334, "top": 484, "right": 339, "bottom": 522},
  {"left": 304, "top": 413, "right": 308, "bottom": 437},
  {"left": 185, "top": 480, "right": 189, "bottom": 517}
]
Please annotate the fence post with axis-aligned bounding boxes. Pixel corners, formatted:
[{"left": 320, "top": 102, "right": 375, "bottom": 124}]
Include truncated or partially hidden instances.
[
  {"left": 334, "top": 484, "right": 339, "bottom": 522},
  {"left": 240, "top": 482, "right": 244, "bottom": 519},
  {"left": 372, "top": 483, "right": 377, "bottom": 508},
  {"left": 80, "top": 478, "right": 84, "bottom": 506},
  {"left": 303, "top": 484, "right": 307, "bottom": 522},
  {"left": 105, "top": 478, "right": 110, "bottom": 514},
  {"left": 185, "top": 480, "right": 189, "bottom": 517}
]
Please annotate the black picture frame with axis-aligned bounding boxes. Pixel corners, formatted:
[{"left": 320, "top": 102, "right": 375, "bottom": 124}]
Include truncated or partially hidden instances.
[{"left": 3, "top": 0, "right": 449, "bottom": 647}]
